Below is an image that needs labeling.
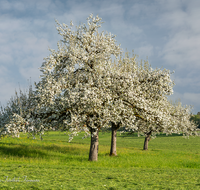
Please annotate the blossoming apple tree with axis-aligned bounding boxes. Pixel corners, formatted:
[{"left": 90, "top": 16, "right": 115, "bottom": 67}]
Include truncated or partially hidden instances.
[
  {"left": 0, "top": 14, "right": 198, "bottom": 161},
  {"left": 103, "top": 53, "right": 198, "bottom": 154}
]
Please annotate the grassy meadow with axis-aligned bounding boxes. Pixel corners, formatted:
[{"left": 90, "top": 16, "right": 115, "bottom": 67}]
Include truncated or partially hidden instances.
[{"left": 0, "top": 131, "right": 200, "bottom": 189}]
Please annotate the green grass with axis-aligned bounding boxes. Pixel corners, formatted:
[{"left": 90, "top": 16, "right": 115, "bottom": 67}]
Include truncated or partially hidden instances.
[{"left": 0, "top": 131, "right": 200, "bottom": 189}]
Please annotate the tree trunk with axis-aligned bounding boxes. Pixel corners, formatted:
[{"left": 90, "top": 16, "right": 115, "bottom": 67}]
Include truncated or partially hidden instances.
[
  {"left": 143, "top": 131, "right": 152, "bottom": 150},
  {"left": 110, "top": 122, "right": 120, "bottom": 156},
  {"left": 89, "top": 128, "right": 99, "bottom": 161}
]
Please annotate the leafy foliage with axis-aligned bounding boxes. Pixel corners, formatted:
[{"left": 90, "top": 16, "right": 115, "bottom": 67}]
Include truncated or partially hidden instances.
[{"left": 191, "top": 114, "right": 200, "bottom": 128}]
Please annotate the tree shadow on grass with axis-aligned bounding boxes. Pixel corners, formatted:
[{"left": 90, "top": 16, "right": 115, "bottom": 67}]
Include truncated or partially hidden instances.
[
  {"left": 0, "top": 142, "right": 88, "bottom": 160},
  {"left": 0, "top": 144, "right": 47, "bottom": 158},
  {"left": 41, "top": 143, "right": 88, "bottom": 155},
  {"left": 155, "top": 133, "right": 183, "bottom": 138},
  {"left": 119, "top": 133, "right": 183, "bottom": 138}
]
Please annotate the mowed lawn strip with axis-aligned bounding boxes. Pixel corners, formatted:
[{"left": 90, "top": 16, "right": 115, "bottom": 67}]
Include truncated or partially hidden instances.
[{"left": 0, "top": 131, "right": 200, "bottom": 189}]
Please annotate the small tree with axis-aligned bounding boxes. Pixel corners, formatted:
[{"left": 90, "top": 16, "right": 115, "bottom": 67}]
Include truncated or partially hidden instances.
[
  {"left": 132, "top": 101, "right": 198, "bottom": 150},
  {"left": 0, "top": 85, "right": 36, "bottom": 138}
]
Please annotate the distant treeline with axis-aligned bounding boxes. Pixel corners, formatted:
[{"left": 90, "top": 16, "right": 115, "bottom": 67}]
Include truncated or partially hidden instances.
[{"left": 191, "top": 114, "right": 200, "bottom": 128}]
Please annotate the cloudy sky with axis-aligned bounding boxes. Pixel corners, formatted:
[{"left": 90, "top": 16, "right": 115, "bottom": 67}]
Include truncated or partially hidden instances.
[{"left": 0, "top": 0, "right": 200, "bottom": 114}]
